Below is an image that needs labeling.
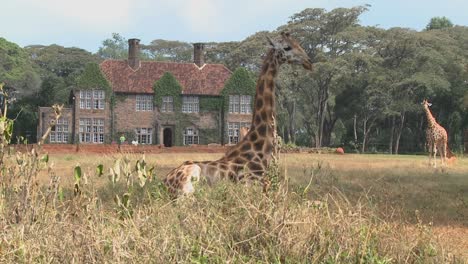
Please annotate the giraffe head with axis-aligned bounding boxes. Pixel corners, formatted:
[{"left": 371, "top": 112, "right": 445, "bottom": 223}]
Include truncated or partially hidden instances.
[
  {"left": 422, "top": 99, "right": 432, "bottom": 110},
  {"left": 267, "top": 31, "right": 313, "bottom": 70}
]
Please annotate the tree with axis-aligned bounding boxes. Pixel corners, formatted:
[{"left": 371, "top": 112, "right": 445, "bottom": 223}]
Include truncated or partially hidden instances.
[
  {"left": 426, "top": 17, "right": 454, "bottom": 30},
  {"left": 142, "top": 39, "right": 192, "bottom": 62},
  {"left": 336, "top": 52, "right": 387, "bottom": 153},
  {"left": 281, "top": 7, "right": 371, "bottom": 147},
  {"left": 0, "top": 38, "right": 40, "bottom": 97},
  {"left": 97, "top": 33, "right": 128, "bottom": 60},
  {"left": 25, "top": 44, "right": 101, "bottom": 106}
]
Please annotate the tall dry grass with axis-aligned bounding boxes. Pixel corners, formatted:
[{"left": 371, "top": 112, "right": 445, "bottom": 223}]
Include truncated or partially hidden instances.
[{"left": 0, "top": 150, "right": 464, "bottom": 263}]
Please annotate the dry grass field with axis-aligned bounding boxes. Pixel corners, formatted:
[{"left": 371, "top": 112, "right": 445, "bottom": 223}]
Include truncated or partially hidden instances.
[{"left": 2, "top": 150, "right": 468, "bottom": 263}]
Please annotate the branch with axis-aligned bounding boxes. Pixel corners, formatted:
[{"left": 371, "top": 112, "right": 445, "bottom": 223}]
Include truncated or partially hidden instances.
[{"left": 38, "top": 104, "right": 64, "bottom": 147}]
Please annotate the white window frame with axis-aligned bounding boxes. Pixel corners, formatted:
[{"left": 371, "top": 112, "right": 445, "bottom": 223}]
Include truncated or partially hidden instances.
[
  {"left": 136, "top": 128, "right": 153, "bottom": 144},
  {"left": 79, "top": 118, "right": 104, "bottom": 143},
  {"left": 136, "top": 95, "right": 154, "bottom": 111},
  {"left": 49, "top": 117, "right": 69, "bottom": 143},
  {"left": 79, "top": 90, "right": 105, "bottom": 110},
  {"left": 228, "top": 122, "right": 251, "bottom": 144},
  {"left": 182, "top": 96, "right": 199, "bottom": 113},
  {"left": 183, "top": 127, "right": 199, "bottom": 145},
  {"left": 229, "top": 95, "right": 252, "bottom": 114},
  {"left": 161, "top": 96, "right": 174, "bottom": 112}
]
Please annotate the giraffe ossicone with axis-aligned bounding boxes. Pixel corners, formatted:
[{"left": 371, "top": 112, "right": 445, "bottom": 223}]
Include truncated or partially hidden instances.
[{"left": 164, "top": 32, "right": 313, "bottom": 196}]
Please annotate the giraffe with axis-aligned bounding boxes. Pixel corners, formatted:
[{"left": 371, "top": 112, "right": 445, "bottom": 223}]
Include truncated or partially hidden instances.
[
  {"left": 422, "top": 99, "right": 451, "bottom": 168},
  {"left": 164, "top": 32, "right": 313, "bottom": 195}
]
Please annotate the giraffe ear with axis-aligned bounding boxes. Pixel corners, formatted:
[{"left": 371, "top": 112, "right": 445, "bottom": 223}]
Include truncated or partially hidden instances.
[{"left": 427, "top": 103, "right": 432, "bottom": 107}]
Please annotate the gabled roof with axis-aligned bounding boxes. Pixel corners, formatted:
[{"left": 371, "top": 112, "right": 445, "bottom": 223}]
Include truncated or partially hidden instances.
[{"left": 99, "top": 60, "right": 232, "bottom": 95}]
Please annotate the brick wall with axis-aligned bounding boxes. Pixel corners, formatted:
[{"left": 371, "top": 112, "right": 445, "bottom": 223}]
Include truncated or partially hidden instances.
[
  {"left": 113, "top": 93, "right": 157, "bottom": 143},
  {"left": 73, "top": 90, "right": 112, "bottom": 143},
  {"left": 38, "top": 93, "right": 244, "bottom": 147}
]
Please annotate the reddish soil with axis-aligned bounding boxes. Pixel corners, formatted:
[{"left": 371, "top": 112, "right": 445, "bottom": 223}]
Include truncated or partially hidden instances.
[{"left": 15, "top": 144, "right": 229, "bottom": 154}]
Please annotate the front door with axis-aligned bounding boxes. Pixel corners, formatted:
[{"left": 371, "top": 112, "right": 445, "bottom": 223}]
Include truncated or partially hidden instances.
[{"left": 163, "top": 128, "right": 173, "bottom": 147}]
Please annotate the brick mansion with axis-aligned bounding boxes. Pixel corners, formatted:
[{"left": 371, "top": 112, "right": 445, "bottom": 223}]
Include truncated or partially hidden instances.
[{"left": 37, "top": 39, "right": 254, "bottom": 147}]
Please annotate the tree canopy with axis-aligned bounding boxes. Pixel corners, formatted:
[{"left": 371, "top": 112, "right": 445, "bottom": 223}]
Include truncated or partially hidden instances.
[{"left": 1, "top": 6, "right": 467, "bottom": 152}]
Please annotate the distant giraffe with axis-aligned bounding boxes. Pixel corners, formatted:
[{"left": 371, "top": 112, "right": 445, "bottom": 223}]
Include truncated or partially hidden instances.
[
  {"left": 422, "top": 99, "right": 454, "bottom": 167},
  {"left": 163, "top": 32, "right": 313, "bottom": 195}
]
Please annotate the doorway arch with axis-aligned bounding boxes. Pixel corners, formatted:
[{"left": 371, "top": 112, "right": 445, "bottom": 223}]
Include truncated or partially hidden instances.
[{"left": 163, "top": 127, "right": 173, "bottom": 147}]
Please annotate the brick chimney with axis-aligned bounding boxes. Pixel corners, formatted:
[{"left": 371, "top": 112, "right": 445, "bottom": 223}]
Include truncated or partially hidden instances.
[
  {"left": 193, "top": 43, "right": 205, "bottom": 67},
  {"left": 128, "top": 38, "right": 141, "bottom": 70}
]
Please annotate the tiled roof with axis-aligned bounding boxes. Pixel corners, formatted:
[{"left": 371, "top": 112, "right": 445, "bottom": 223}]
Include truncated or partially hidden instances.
[{"left": 99, "top": 60, "right": 232, "bottom": 95}]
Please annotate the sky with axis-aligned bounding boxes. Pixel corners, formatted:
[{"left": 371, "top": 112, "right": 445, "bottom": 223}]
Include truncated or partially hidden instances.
[{"left": 1, "top": 0, "right": 468, "bottom": 52}]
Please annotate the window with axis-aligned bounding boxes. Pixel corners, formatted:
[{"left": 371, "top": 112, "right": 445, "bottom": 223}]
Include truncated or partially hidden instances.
[
  {"left": 183, "top": 127, "right": 199, "bottom": 145},
  {"left": 49, "top": 117, "right": 69, "bottom": 143},
  {"left": 161, "top": 96, "right": 174, "bottom": 112},
  {"left": 229, "top": 95, "right": 252, "bottom": 114},
  {"left": 136, "top": 95, "right": 154, "bottom": 111},
  {"left": 228, "top": 122, "right": 251, "bottom": 144},
  {"left": 79, "top": 90, "right": 105, "bottom": 110},
  {"left": 240, "top": 95, "right": 252, "bottom": 114},
  {"left": 182, "top": 96, "right": 199, "bottom": 113},
  {"left": 136, "top": 128, "right": 153, "bottom": 144},
  {"left": 79, "top": 118, "right": 104, "bottom": 143}
]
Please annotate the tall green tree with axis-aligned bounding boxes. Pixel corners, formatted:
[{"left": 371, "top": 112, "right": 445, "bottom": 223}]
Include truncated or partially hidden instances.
[
  {"left": 97, "top": 33, "right": 128, "bottom": 60},
  {"left": 25, "top": 44, "right": 100, "bottom": 106},
  {"left": 142, "top": 39, "right": 192, "bottom": 62},
  {"left": 280, "top": 6, "right": 371, "bottom": 147},
  {"left": 0, "top": 38, "right": 41, "bottom": 96},
  {"left": 426, "top": 16, "right": 454, "bottom": 30}
]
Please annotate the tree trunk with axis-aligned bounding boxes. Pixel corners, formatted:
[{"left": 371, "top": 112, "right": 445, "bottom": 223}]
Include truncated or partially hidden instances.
[
  {"left": 394, "top": 112, "right": 406, "bottom": 155},
  {"left": 389, "top": 116, "right": 395, "bottom": 154},
  {"left": 289, "top": 100, "right": 296, "bottom": 144},
  {"left": 353, "top": 114, "right": 358, "bottom": 149},
  {"left": 361, "top": 118, "right": 367, "bottom": 153}
]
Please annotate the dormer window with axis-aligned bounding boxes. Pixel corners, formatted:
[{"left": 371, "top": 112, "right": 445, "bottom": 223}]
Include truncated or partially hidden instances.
[
  {"left": 136, "top": 95, "right": 154, "bottom": 111},
  {"left": 229, "top": 95, "right": 252, "bottom": 114},
  {"left": 79, "top": 90, "right": 105, "bottom": 110},
  {"left": 161, "top": 96, "right": 174, "bottom": 112},
  {"left": 182, "top": 96, "right": 199, "bottom": 113}
]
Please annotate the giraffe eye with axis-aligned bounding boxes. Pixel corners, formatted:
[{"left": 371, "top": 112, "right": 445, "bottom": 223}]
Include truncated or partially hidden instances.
[{"left": 284, "top": 46, "right": 292, "bottom": 51}]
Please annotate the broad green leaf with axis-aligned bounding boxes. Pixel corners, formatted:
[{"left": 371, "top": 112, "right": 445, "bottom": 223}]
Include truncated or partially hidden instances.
[
  {"left": 96, "top": 164, "right": 104, "bottom": 177},
  {"left": 74, "top": 166, "right": 82, "bottom": 183},
  {"left": 41, "top": 154, "right": 49, "bottom": 163}
]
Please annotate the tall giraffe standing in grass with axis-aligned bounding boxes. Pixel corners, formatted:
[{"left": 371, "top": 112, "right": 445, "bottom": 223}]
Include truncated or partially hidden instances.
[
  {"left": 164, "top": 32, "right": 313, "bottom": 195},
  {"left": 422, "top": 99, "right": 453, "bottom": 167}
]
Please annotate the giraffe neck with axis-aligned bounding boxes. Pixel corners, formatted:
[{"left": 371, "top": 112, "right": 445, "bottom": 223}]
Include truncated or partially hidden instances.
[
  {"left": 222, "top": 49, "right": 281, "bottom": 163},
  {"left": 249, "top": 49, "right": 280, "bottom": 138},
  {"left": 424, "top": 107, "right": 438, "bottom": 129}
]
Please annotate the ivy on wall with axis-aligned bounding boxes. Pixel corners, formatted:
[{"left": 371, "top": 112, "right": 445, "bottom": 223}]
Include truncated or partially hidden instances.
[
  {"left": 75, "top": 63, "right": 112, "bottom": 96},
  {"left": 220, "top": 67, "right": 256, "bottom": 112},
  {"left": 153, "top": 72, "right": 182, "bottom": 111},
  {"left": 220, "top": 67, "right": 256, "bottom": 143},
  {"left": 199, "top": 96, "right": 223, "bottom": 112}
]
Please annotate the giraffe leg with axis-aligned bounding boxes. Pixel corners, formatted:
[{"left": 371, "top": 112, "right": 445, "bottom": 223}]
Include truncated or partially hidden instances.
[
  {"left": 433, "top": 146, "right": 438, "bottom": 168},
  {"left": 442, "top": 142, "right": 447, "bottom": 166},
  {"left": 427, "top": 142, "right": 433, "bottom": 166}
]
